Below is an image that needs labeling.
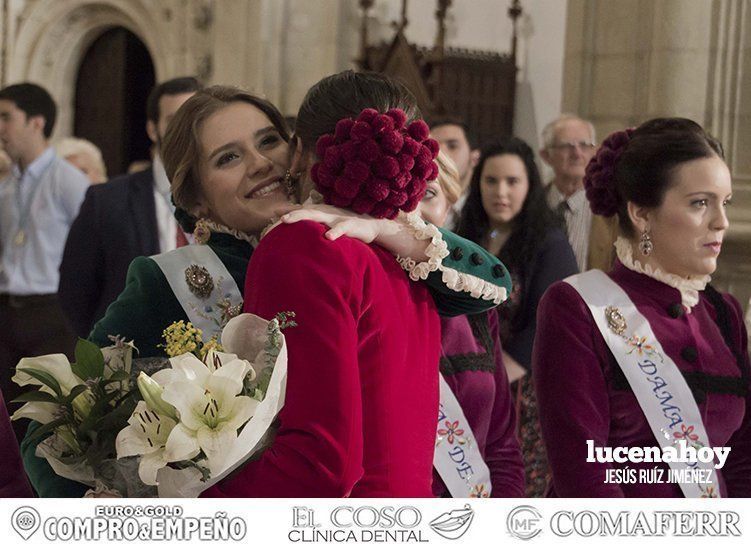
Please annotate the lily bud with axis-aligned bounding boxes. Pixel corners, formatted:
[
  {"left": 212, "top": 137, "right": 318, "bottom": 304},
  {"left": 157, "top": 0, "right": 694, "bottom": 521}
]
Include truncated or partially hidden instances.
[
  {"left": 137, "top": 372, "right": 178, "bottom": 420},
  {"left": 71, "top": 390, "right": 94, "bottom": 420}
]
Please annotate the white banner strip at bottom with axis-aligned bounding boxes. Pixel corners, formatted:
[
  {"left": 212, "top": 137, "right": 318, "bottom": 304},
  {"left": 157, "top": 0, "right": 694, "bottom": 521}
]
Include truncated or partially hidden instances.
[{"left": 2, "top": 498, "right": 749, "bottom": 543}]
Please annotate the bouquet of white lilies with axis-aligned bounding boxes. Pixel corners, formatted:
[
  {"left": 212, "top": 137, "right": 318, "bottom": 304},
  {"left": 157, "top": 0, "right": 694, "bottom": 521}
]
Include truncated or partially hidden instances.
[{"left": 12, "top": 313, "right": 290, "bottom": 498}]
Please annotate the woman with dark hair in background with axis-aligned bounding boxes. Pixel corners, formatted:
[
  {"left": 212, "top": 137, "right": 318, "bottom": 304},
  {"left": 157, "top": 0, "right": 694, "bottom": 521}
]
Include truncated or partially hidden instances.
[
  {"left": 203, "top": 70, "right": 510, "bottom": 498},
  {"left": 534, "top": 118, "right": 751, "bottom": 497},
  {"left": 456, "top": 137, "right": 578, "bottom": 496}
]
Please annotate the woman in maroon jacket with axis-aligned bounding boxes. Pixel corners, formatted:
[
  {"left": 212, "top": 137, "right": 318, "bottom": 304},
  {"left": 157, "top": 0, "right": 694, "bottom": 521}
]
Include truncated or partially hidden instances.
[{"left": 534, "top": 118, "right": 751, "bottom": 497}]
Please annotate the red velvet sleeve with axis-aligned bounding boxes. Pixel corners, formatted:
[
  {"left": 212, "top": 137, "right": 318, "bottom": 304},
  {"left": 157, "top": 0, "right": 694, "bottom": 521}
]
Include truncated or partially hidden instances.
[
  {"left": 484, "top": 311, "right": 525, "bottom": 497},
  {"left": 202, "top": 221, "right": 365, "bottom": 497},
  {"left": 532, "top": 281, "right": 625, "bottom": 497},
  {"left": 720, "top": 293, "right": 751, "bottom": 497}
]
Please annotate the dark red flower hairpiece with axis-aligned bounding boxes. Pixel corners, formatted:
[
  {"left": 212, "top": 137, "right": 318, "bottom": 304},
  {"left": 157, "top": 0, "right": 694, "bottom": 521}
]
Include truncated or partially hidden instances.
[
  {"left": 584, "top": 127, "right": 635, "bottom": 217},
  {"left": 311, "top": 108, "right": 439, "bottom": 219}
]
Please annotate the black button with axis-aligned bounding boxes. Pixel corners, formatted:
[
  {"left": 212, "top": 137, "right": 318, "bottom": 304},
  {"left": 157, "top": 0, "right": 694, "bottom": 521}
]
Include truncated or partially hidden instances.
[
  {"left": 492, "top": 264, "right": 506, "bottom": 278},
  {"left": 681, "top": 346, "right": 698, "bottom": 363},
  {"left": 451, "top": 247, "right": 464, "bottom": 261},
  {"left": 667, "top": 303, "right": 684, "bottom": 318},
  {"left": 470, "top": 253, "right": 484, "bottom": 266}
]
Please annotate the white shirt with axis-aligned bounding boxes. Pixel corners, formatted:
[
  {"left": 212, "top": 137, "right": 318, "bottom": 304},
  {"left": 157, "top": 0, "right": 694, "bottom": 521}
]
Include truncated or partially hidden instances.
[
  {"left": 152, "top": 155, "right": 178, "bottom": 253},
  {"left": 546, "top": 183, "right": 592, "bottom": 272},
  {"left": 0, "top": 147, "right": 89, "bottom": 294}
]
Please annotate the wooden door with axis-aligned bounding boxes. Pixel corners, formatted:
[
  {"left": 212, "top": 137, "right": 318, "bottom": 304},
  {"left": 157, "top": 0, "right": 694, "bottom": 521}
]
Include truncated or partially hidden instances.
[{"left": 74, "top": 28, "right": 155, "bottom": 177}]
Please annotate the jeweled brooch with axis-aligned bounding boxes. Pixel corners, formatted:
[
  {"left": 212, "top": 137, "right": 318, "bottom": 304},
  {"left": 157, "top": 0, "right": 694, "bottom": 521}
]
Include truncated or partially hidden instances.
[
  {"left": 605, "top": 306, "right": 627, "bottom": 335},
  {"left": 184, "top": 265, "right": 214, "bottom": 299}
]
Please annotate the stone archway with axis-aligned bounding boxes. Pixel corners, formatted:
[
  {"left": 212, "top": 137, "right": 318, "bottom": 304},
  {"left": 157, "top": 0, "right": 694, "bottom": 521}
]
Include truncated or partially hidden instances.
[{"left": 7, "top": 0, "right": 167, "bottom": 139}]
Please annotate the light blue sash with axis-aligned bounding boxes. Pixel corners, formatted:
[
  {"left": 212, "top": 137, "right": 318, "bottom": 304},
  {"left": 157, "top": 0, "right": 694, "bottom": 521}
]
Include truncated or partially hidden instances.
[
  {"left": 151, "top": 246, "right": 243, "bottom": 341},
  {"left": 566, "top": 270, "right": 721, "bottom": 498}
]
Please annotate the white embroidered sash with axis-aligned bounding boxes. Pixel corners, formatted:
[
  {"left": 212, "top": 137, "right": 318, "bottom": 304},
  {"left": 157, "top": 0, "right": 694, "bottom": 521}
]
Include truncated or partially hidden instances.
[
  {"left": 433, "top": 375, "right": 493, "bottom": 498},
  {"left": 566, "top": 270, "right": 721, "bottom": 498},
  {"left": 151, "top": 246, "right": 243, "bottom": 342}
]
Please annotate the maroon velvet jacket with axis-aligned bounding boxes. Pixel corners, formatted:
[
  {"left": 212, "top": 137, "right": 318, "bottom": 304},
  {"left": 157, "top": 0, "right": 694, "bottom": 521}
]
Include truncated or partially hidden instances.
[
  {"left": 203, "top": 221, "right": 440, "bottom": 498},
  {"left": 0, "top": 391, "right": 33, "bottom": 497},
  {"left": 533, "top": 261, "right": 751, "bottom": 497},
  {"left": 433, "top": 312, "right": 524, "bottom": 497}
]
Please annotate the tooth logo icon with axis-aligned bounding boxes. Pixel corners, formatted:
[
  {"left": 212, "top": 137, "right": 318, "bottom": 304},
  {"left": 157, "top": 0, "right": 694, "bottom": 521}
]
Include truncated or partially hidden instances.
[
  {"left": 11, "top": 506, "right": 41, "bottom": 541},
  {"left": 429, "top": 504, "right": 474, "bottom": 540}
]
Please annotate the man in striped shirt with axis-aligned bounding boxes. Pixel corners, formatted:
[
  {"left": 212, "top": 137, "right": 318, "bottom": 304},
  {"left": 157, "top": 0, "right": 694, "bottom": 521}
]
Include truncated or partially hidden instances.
[{"left": 540, "top": 114, "right": 616, "bottom": 272}]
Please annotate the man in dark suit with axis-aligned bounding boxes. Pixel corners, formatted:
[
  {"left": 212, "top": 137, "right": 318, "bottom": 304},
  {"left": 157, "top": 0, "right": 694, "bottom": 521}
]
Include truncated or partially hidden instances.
[{"left": 59, "top": 77, "right": 201, "bottom": 338}]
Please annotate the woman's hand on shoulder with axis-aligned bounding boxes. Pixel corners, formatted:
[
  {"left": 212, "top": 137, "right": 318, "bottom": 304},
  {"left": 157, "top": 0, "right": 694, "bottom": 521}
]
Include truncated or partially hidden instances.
[{"left": 279, "top": 203, "right": 391, "bottom": 244}]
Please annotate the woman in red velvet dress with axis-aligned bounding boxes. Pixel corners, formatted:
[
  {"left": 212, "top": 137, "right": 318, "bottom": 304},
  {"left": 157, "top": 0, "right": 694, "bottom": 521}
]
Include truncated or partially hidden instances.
[
  {"left": 534, "top": 119, "right": 751, "bottom": 497},
  {"left": 204, "top": 71, "right": 469, "bottom": 497}
]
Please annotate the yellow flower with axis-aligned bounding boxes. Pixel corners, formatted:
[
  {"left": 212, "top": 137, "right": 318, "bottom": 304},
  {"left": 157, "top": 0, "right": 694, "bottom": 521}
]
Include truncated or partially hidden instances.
[{"left": 161, "top": 321, "right": 204, "bottom": 358}]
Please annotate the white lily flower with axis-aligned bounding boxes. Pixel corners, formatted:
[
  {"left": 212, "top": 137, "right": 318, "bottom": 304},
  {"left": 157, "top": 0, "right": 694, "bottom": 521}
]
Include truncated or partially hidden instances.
[
  {"left": 12, "top": 354, "right": 94, "bottom": 420},
  {"left": 116, "top": 401, "right": 177, "bottom": 486},
  {"left": 11, "top": 400, "right": 59, "bottom": 424},
  {"left": 162, "top": 356, "right": 259, "bottom": 476},
  {"left": 13, "top": 354, "right": 83, "bottom": 395}
]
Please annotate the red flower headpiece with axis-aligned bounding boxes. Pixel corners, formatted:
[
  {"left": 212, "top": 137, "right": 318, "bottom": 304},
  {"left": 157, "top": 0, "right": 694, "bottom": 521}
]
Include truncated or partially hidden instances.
[
  {"left": 310, "top": 108, "right": 440, "bottom": 219},
  {"left": 584, "top": 127, "right": 635, "bottom": 217}
]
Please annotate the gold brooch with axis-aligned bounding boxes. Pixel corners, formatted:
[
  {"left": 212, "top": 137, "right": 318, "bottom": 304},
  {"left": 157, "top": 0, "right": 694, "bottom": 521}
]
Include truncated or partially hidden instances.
[
  {"left": 185, "top": 265, "right": 214, "bottom": 299},
  {"left": 605, "top": 306, "right": 627, "bottom": 335}
]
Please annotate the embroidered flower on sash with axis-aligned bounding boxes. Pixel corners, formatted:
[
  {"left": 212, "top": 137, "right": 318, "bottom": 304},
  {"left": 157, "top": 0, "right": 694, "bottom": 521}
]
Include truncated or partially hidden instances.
[
  {"left": 673, "top": 424, "right": 699, "bottom": 442},
  {"left": 469, "top": 484, "right": 490, "bottom": 498},
  {"left": 438, "top": 420, "right": 466, "bottom": 445},
  {"left": 699, "top": 484, "right": 717, "bottom": 498},
  {"left": 626, "top": 335, "right": 654, "bottom": 356}
]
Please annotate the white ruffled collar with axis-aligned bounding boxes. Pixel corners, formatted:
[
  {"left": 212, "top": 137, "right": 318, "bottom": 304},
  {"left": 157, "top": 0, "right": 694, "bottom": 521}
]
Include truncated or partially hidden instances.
[{"left": 614, "top": 236, "right": 710, "bottom": 312}]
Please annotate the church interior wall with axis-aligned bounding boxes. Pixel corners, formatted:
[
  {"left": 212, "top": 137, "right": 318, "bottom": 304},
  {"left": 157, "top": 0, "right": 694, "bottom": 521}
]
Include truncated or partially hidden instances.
[{"left": 1, "top": 0, "right": 749, "bottom": 309}]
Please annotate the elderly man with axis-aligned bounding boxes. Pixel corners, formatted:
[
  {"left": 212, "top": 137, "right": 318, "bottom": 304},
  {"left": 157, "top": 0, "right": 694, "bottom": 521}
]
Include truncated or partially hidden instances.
[{"left": 540, "top": 114, "right": 617, "bottom": 272}]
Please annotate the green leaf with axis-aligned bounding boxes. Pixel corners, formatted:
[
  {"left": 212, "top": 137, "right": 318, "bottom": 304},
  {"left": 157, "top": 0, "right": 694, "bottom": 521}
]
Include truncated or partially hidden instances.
[
  {"left": 11, "top": 390, "right": 61, "bottom": 404},
  {"left": 72, "top": 338, "right": 105, "bottom": 380},
  {"left": 18, "top": 368, "right": 62, "bottom": 398},
  {"left": 26, "top": 418, "right": 67, "bottom": 443},
  {"left": 103, "top": 370, "right": 130, "bottom": 383},
  {"left": 78, "top": 390, "right": 121, "bottom": 433},
  {"left": 96, "top": 394, "right": 138, "bottom": 431},
  {"left": 64, "top": 384, "right": 89, "bottom": 404}
]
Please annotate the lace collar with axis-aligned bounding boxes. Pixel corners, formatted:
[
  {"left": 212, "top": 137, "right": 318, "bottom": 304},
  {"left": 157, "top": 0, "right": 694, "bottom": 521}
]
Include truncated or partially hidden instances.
[
  {"left": 201, "top": 219, "right": 259, "bottom": 248},
  {"left": 614, "top": 236, "right": 710, "bottom": 311}
]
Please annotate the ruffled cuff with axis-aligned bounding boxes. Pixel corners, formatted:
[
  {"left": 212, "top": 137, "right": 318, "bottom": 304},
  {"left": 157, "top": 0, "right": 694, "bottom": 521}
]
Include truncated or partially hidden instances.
[{"left": 395, "top": 212, "right": 508, "bottom": 304}]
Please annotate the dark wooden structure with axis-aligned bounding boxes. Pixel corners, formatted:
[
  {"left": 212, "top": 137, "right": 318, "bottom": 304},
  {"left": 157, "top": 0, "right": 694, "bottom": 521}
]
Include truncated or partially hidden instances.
[{"left": 356, "top": 0, "right": 522, "bottom": 146}]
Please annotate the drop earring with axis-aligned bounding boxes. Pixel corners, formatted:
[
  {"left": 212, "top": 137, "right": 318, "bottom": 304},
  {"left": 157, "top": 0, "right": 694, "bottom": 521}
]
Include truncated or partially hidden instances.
[
  {"left": 638, "top": 229, "right": 653, "bottom": 256},
  {"left": 283, "top": 169, "right": 297, "bottom": 196}
]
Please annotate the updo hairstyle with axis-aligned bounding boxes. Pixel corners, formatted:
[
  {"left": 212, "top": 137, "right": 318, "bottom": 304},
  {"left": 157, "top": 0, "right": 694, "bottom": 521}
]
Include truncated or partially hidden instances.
[{"left": 584, "top": 118, "right": 724, "bottom": 237}]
